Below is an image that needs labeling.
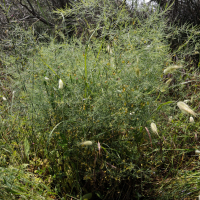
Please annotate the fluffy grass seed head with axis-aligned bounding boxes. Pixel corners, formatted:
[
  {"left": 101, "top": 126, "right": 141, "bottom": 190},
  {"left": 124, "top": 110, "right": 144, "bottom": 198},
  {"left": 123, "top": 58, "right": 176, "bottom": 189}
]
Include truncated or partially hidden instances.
[
  {"left": 184, "top": 99, "right": 190, "bottom": 103},
  {"left": 106, "top": 44, "right": 112, "bottom": 54},
  {"left": 163, "top": 65, "right": 182, "bottom": 74},
  {"left": 151, "top": 122, "right": 159, "bottom": 136},
  {"left": 195, "top": 150, "right": 200, "bottom": 154},
  {"left": 169, "top": 116, "right": 173, "bottom": 122},
  {"left": 2, "top": 97, "right": 6, "bottom": 101},
  {"left": 177, "top": 101, "right": 197, "bottom": 117},
  {"left": 79, "top": 141, "right": 93, "bottom": 146},
  {"left": 59, "top": 79, "right": 63, "bottom": 89},
  {"left": 190, "top": 116, "right": 194, "bottom": 123}
]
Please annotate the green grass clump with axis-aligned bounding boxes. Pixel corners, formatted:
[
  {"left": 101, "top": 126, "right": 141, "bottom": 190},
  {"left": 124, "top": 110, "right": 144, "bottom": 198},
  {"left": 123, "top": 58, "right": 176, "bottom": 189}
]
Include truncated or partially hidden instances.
[
  {"left": 1, "top": 9, "right": 171, "bottom": 198},
  {"left": 1, "top": 0, "right": 200, "bottom": 199},
  {"left": 0, "top": 165, "right": 53, "bottom": 199}
]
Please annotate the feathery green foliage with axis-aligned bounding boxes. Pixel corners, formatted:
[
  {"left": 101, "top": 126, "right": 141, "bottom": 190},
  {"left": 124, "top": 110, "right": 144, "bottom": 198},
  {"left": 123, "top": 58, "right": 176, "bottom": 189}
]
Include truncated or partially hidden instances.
[{"left": 0, "top": 0, "right": 200, "bottom": 199}]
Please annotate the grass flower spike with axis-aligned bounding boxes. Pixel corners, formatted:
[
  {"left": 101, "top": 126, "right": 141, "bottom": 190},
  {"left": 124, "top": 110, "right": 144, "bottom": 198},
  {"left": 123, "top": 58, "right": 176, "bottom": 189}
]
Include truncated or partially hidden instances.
[
  {"left": 163, "top": 65, "right": 182, "bottom": 74},
  {"left": 169, "top": 116, "right": 173, "bottom": 122},
  {"left": 2, "top": 97, "right": 6, "bottom": 101},
  {"left": 78, "top": 141, "right": 93, "bottom": 146},
  {"left": 195, "top": 150, "right": 200, "bottom": 154},
  {"left": 177, "top": 101, "right": 197, "bottom": 117},
  {"left": 151, "top": 122, "right": 159, "bottom": 136},
  {"left": 106, "top": 44, "right": 112, "bottom": 54},
  {"left": 184, "top": 99, "right": 190, "bottom": 103},
  {"left": 190, "top": 116, "right": 194, "bottom": 123},
  {"left": 59, "top": 79, "right": 63, "bottom": 89}
]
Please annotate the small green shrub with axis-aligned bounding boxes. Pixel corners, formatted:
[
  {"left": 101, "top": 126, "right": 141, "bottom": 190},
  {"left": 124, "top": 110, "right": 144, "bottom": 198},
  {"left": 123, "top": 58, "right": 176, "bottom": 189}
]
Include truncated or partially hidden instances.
[{"left": 1, "top": 0, "right": 200, "bottom": 199}]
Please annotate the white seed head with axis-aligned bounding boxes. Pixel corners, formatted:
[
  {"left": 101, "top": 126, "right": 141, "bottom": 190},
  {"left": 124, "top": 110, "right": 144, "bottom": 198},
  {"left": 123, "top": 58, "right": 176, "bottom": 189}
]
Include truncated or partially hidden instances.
[
  {"left": 177, "top": 101, "right": 197, "bottom": 117},
  {"left": 106, "top": 45, "right": 112, "bottom": 54},
  {"left": 59, "top": 79, "right": 63, "bottom": 89},
  {"left": 2, "top": 97, "right": 6, "bottom": 101},
  {"left": 163, "top": 65, "right": 182, "bottom": 74},
  {"left": 190, "top": 116, "right": 194, "bottom": 123},
  {"left": 184, "top": 99, "right": 190, "bottom": 103},
  {"left": 79, "top": 141, "right": 93, "bottom": 146},
  {"left": 130, "top": 112, "right": 135, "bottom": 115},
  {"left": 151, "top": 122, "right": 158, "bottom": 136},
  {"left": 195, "top": 150, "right": 200, "bottom": 154},
  {"left": 146, "top": 45, "right": 151, "bottom": 49},
  {"left": 169, "top": 116, "right": 173, "bottom": 122},
  {"left": 45, "top": 77, "right": 49, "bottom": 80}
]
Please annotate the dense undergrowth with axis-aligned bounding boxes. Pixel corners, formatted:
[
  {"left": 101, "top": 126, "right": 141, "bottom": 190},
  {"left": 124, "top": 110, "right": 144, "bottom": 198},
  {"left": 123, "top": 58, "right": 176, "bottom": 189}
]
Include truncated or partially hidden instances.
[{"left": 0, "top": 0, "right": 200, "bottom": 199}]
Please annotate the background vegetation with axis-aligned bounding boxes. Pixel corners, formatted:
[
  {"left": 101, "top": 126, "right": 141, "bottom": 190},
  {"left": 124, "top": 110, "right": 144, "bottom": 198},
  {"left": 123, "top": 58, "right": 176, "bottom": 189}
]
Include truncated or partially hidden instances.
[{"left": 0, "top": 0, "right": 200, "bottom": 199}]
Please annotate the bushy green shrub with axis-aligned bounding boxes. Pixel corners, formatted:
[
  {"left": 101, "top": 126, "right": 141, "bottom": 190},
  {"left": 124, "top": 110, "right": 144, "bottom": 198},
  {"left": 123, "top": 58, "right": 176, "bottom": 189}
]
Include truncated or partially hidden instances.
[
  {"left": 1, "top": 0, "right": 200, "bottom": 199},
  {"left": 1, "top": 1, "right": 173, "bottom": 198}
]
